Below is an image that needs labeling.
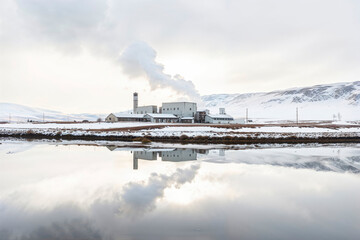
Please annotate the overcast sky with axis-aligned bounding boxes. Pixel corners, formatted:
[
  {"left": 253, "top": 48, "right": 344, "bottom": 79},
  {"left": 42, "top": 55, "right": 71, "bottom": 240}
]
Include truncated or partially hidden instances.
[{"left": 1, "top": 0, "right": 359, "bottom": 113}]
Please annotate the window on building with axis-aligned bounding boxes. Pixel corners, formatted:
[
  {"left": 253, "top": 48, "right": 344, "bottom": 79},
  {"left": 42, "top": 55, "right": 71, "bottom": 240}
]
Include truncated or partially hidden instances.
[
  {"left": 167, "top": 108, "right": 169, "bottom": 110},
  {"left": 177, "top": 108, "right": 179, "bottom": 110},
  {"left": 190, "top": 108, "right": 191, "bottom": 110}
]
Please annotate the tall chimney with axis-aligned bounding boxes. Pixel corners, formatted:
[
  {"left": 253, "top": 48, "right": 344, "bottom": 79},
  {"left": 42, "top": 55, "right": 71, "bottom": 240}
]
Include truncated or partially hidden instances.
[{"left": 133, "top": 92, "right": 138, "bottom": 113}]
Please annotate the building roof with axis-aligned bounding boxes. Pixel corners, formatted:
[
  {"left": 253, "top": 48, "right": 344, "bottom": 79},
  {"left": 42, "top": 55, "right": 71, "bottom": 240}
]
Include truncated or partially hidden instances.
[
  {"left": 207, "top": 114, "right": 234, "bottom": 119},
  {"left": 116, "top": 114, "right": 145, "bottom": 118},
  {"left": 145, "top": 113, "right": 178, "bottom": 119},
  {"left": 181, "top": 117, "right": 194, "bottom": 120}
]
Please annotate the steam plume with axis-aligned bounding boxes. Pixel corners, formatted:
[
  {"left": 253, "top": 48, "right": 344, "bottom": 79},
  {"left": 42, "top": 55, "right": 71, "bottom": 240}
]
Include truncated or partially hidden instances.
[{"left": 119, "top": 41, "right": 200, "bottom": 101}]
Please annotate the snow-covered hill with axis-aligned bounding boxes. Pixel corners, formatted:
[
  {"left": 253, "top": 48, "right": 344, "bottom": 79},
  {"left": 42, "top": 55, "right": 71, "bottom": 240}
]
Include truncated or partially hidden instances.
[
  {"left": 0, "top": 103, "right": 104, "bottom": 122},
  {"left": 202, "top": 81, "right": 360, "bottom": 121},
  {"left": 1, "top": 81, "right": 359, "bottom": 122}
]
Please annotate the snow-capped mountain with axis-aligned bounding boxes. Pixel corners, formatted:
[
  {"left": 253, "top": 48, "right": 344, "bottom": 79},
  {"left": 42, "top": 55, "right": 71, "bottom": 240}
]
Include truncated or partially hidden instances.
[
  {"left": 0, "top": 103, "right": 105, "bottom": 122},
  {"left": 1, "top": 81, "right": 359, "bottom": 122},
  {"left": 202, "top": 81, "right": 360, "bottom": 121}
]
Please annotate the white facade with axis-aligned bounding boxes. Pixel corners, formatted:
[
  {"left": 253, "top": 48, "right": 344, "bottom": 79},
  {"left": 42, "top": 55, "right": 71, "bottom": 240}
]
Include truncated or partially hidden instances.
[
  {"left": 161, "top": 102, "right": 197, "bottom": 118},
  {"left": 134, "top": 105, "right": 157, "bottom": 114}
]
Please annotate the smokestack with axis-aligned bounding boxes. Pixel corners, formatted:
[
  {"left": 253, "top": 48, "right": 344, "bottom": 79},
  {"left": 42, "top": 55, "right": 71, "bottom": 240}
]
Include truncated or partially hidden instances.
[{"left": 133, "top": 92, "right": 138, "bottom": 113}]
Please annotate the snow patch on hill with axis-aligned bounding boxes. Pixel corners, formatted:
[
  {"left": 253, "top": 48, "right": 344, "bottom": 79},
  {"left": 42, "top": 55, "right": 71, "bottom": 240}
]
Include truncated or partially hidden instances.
[
  {"left": 1, "top": 81, "right": 359, "bottom": 122},
  {"left": 0, "top": 103, "right": 105, "bottom": 122},
  {"left": 202, "top": 81, "right": 360, "bottom": 121}
]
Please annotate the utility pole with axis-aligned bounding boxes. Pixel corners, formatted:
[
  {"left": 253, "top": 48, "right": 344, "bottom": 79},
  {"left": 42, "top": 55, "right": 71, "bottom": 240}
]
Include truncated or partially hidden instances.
[
  {"left": 246, "top": 108, "right": 248, "bottom": 124},
  {"left": 296, "top": 107, "right": 299, "bottom": 124}
]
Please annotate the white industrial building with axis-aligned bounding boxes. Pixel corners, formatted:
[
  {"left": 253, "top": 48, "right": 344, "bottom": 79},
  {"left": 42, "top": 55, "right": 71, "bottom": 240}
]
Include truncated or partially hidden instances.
[
  {"left": 204, "top": 108, "right": 234, "bottom": 124},
  {"left": 134, "top": 105, "right": 157, "bottom": 114},
  {"left": 105, "top": 92, "right": 234, "bottom": 124},
  {"left": 161, "top": 102, "right": 196, "bottom": 116},
  {"left": 105, "top": 113, "right": 145, "bottom": 122},
  {"left": 133, "top": 92, "right": 157, "bottom": 114}
]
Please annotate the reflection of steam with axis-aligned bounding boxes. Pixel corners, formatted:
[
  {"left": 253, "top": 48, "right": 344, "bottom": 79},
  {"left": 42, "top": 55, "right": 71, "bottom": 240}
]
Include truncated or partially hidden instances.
[
  {"left": 0, "top": 164, "right": 200, "bottom": 239},
  {"left": 119, "top": 41, "right": 200, "bottom": 101},
  {"left": 120, "top": 164, "right": 200, "bottom": 215}
]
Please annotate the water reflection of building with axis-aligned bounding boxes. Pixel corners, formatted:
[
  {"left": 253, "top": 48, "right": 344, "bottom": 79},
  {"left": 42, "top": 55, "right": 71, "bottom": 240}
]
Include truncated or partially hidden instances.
[
  {"left": 160, "top": 149, "right": 197, "bottom": 162},
  {"left": 106, "top": 146, "right": 211, "bottom": 169}
]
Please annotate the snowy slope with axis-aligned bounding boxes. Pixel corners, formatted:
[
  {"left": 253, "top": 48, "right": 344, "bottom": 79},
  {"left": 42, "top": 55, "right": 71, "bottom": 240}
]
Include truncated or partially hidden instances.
[
  {"left": 202, "top": 81, "right": 360, "bottom": 121},
  {"left": 1, "top": 81, "right": 359, "bottom": 122},
  {"left": 0, "top": 103, "right": 105, "bottom": 122}
]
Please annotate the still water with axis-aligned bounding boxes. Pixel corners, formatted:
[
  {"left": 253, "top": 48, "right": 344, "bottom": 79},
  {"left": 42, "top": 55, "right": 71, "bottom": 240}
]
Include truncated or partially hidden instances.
[{"left": 0, "top": 140, "right": 360, "bottom": 240}]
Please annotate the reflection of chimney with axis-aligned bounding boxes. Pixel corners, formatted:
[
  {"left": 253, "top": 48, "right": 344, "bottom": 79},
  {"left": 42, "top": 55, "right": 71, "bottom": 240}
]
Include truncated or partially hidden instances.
[
  {"left": 133, "top": 92, "right": 138, "bottom": 114},
  {"left": 219, "top": 149, "right": 225, "bottom": 156},
  {"left": 219, "top": 108, "right": 225, "bottom": 115},
  {"left": 133, "top": 155, "right": 138, "bottom": 170}
]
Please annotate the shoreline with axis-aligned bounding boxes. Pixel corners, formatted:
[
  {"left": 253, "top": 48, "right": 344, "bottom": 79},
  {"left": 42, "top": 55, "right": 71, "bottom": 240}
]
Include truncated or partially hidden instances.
[
  {"left": 1, "top": 132, "right": 360, "bottom": 144},
  {"left": 1, "top": 122, "right": 360, "bottom": 144}
]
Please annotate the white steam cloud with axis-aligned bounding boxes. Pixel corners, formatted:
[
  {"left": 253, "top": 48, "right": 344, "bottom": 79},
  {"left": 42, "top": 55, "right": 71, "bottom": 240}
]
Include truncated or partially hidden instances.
[{"left": 119, "top": 41, "right": 200, "bottom": 101}]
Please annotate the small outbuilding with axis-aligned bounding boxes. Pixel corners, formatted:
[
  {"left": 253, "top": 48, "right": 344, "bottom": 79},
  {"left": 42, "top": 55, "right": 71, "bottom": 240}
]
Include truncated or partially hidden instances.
[
  {"left": 205, "top": 114, "right": 234, "bottom": 124},
  {"left": 105, "top": 113, "right": 118, "bottom": 122},
  {"left": 105, "top": 113, "right": 146, "bottom": 122}
]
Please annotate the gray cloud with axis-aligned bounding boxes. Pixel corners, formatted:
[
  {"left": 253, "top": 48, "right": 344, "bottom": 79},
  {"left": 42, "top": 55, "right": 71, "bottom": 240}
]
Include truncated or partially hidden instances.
[{"left": 1, "top": 0, "right": 360, "bottom": 111}]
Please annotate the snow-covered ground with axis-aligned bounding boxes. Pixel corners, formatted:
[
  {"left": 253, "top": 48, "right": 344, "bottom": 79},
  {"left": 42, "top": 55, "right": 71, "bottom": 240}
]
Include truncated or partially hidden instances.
[
  {"left": 0, "top": 122, "right": 167, "bottom": 130},
  {"left": 1, "top": 122, "right": 360, "bottom": 139}
]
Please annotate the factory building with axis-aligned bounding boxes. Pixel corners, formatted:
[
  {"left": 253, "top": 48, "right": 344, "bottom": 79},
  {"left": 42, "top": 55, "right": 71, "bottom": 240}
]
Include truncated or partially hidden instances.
[
  {"left": 133, "top": 92, "right": 157, "bottom": 114},
  {"left": 205, "top": 108, "right": 234, "bottom": 124},
  {"left": 161, "top": 102, "right": 196, "bottom": 117},
  {"left": 134, "top": 105, "right": 157, "bottom": 114},
  {"left": 105, "top": 92, "right": 234, "bottom": 124},
  {"left": 195, "top": 110, "right": 209, "bottom": 123},
  {"left": 105, "top": 113, "right": 146, "bottom": 122}
]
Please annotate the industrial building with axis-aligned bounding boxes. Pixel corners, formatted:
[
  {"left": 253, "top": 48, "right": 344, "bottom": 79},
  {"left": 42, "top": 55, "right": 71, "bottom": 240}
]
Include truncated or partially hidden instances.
[
  {"left": 204, "top": 108, "right": 234, "bottom": 124},
  {"left": 161, "top": 102, "right": 197, "bottom": 117},
  {"left": 105, "top": 92, "right": 234, "bottom": 124}
]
